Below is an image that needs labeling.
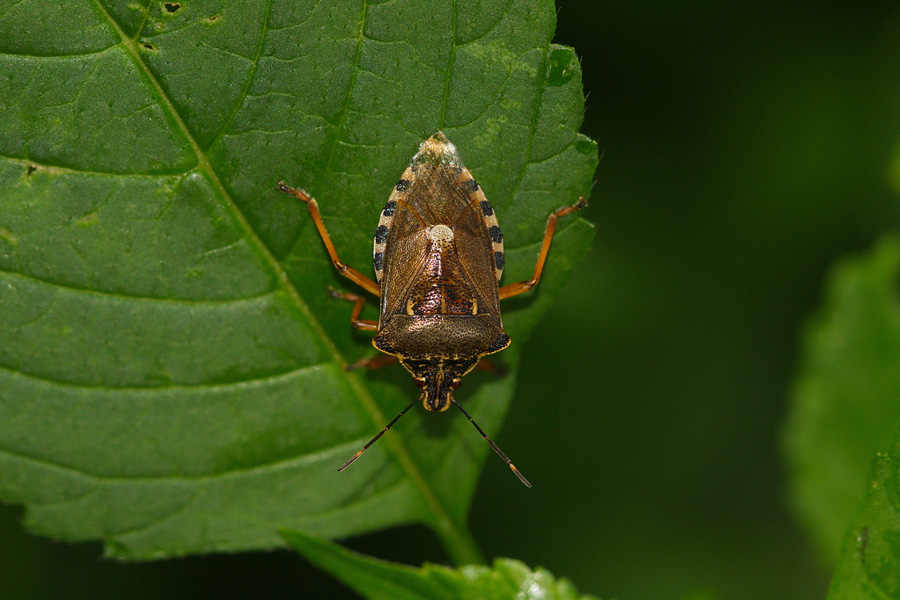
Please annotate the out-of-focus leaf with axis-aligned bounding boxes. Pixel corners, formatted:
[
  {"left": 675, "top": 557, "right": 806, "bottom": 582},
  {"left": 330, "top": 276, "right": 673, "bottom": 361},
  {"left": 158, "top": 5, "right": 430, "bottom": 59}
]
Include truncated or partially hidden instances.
[
  {"left": 0, "top": 0, "right": 596, "bottom": 560},
  {"left": 827, "top": 419, "right": 900, "bottom": 599},
  {"left": 783, "top": 235, "right": 900, "bottom": 561},
  {"left": 282, "top": 528, "right": 602, "bottom": 600}
]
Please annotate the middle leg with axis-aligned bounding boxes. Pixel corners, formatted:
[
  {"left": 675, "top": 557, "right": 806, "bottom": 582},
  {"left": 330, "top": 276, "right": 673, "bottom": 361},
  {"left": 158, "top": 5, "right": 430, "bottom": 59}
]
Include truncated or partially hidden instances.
[{"left": 328, "top": 287, "right": 378, "bottom": 332}]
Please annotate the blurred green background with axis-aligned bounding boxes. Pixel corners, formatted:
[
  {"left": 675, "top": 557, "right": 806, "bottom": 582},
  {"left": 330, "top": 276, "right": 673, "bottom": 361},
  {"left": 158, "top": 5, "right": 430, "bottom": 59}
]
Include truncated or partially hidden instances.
[{"left": 4, "top": 2, "right": 900, "bottom": 599}]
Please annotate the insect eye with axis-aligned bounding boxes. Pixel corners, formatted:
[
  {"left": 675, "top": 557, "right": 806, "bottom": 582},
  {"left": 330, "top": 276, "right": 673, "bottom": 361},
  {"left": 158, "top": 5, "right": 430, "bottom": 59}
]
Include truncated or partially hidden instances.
[
  {"left": 414, "top": 377, "right": 426, "bottom": 388},
  {"left": 451, "top": 378, "right": 462, "bottom": 389}
]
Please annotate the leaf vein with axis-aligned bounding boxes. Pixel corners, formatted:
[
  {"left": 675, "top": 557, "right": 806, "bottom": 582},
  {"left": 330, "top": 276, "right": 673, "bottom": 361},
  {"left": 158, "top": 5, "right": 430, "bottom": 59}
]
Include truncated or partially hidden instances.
[
  {"left": 205, "top": 0, "right": 273, "bottom": 152},
  {"left": 318, "top": 0, "right": 368, "bottom": 182},
  {"left": 0, "top": 46, "right": 117, "bottom": 59},
  {"left": 456, "top": 0, "right": 513, "bottom": 47},
  {"left": 0, "top": 154, "right": 188, "bottom": 178},
  {"left": 107, "top": 488, "right": 200, "bottom": 540},
  {"left": 0, "top": 358, "right": 328, "bottom": 392},
  {"left": 0, "top": 438, "right": 364, "bottom": 484},
  {"left": 500, "top": 43, "right": 550, "bottom": 218},
  {"left": 0, "top": 268, "right": 275, "bottom": 305},
  {"left": 437, "top": 0, "right": 458, "bottom": 129}
]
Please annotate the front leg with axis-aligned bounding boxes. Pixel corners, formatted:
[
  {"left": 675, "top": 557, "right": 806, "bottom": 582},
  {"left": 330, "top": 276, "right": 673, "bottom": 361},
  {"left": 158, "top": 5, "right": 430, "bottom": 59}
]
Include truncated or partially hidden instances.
[
  {"left": 346, "top": 354, "right": 400, "bottom": 371},
  {"left": 278, "top": 182, "right": 380, "bottom": 297},
  {"left": 499, "top": 197, "right": 587, "bottom": 300}
]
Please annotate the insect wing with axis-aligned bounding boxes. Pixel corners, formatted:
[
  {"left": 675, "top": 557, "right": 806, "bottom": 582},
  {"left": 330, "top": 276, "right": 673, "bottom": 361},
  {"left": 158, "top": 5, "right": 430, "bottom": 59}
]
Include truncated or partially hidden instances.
[
  {"left": 450, "top": 172, "right": 502, "bottom": 319},
  {"left": 378, "top": 187, "right": 429, "bottom": 320},
  {"left": 376, "top": 132, "right": 504, "bottom": 322}
]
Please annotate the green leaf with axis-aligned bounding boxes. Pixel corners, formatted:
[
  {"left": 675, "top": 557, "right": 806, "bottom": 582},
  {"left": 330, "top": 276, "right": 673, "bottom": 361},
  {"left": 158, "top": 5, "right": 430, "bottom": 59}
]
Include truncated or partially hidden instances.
[
  {"left": 827, "top": 419, "right": 900, "bottom": 599},
  {"left": 0, "top": 0, "right": 596, "bottom": 560},
  {"left": 282, "top": 529, "right": 602, "bottom": 600},
  {"left": 783, "top": 235, "right": 900, "bottom": 562}
]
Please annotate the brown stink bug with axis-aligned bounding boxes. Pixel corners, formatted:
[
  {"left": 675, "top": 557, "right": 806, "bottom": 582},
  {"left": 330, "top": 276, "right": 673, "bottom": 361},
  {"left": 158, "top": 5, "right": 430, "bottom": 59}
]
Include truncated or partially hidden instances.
[{"left": 278, "top": 131, "right": 586, "bottom": 487}]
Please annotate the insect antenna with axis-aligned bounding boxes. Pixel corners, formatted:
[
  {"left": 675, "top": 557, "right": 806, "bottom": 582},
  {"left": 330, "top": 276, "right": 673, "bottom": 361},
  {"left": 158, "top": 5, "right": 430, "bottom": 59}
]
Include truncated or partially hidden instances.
[
  {"left": 451, "top": 398, "right": 532, "bottom": 488},
  {"left": 338, "top": 396, "right": 420, "bottom": 472}
]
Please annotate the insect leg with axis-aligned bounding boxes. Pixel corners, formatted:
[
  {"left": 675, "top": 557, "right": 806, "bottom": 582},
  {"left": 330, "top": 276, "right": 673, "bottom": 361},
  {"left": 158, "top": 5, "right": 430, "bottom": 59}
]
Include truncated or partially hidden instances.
[
  {"left": 278, "top": 182, "right": 380, "bottom": 297},
  {"left": 499, "top": 197, "right": 587, "bottom": 300},
  {"left": 474, "top": 358, "right": 506, "bottom": 375},
  {"left": 347, "top": 354, "right": 400, "bottom": 371},
  {"left": 327, "top": 287, "right": 378, "bottom": 332}
]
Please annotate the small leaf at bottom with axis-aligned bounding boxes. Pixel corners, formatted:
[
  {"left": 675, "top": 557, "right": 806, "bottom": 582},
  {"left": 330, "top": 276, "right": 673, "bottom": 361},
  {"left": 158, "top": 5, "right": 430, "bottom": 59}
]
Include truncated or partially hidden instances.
[
  {"left": 281, "top": 529, "right": 602, "bottom": 600},
  {"left": 827, "top": 419, "right": 900, "bottom": 599}
]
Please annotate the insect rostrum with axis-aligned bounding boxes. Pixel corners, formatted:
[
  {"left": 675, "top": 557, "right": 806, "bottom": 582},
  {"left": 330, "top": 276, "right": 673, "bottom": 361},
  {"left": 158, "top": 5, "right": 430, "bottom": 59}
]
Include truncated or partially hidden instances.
[{"left": 278, "top": 131, "right": 586, "bottom": 488}]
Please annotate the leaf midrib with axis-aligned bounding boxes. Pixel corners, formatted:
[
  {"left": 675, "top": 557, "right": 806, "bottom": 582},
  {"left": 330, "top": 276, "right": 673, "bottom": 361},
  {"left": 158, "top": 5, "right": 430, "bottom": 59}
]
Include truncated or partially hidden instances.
[{"left": 91, "top": 0, "right": 483, "bottom": 566}]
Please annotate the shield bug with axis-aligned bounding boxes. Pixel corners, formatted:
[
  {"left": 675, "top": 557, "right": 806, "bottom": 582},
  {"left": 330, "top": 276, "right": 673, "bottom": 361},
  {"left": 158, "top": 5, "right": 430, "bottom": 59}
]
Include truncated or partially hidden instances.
[{"left": 278, "top": 131, "right": 586, "bottom": 487}]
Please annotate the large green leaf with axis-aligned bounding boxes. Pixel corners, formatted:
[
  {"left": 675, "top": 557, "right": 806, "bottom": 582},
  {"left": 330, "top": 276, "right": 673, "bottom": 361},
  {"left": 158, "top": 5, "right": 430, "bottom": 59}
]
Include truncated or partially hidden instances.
[
  {"left": 282, "top": 529, "right": 601, "bottom": 600},
  {"left": 827, "top": 419, "right": 900, "bottom": 599},
  {"left": 783, "top": 235, "right": 900, "bottom": 562},
  {"left": 0, "top": 0, "right": 596, "bottom": 560}
]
